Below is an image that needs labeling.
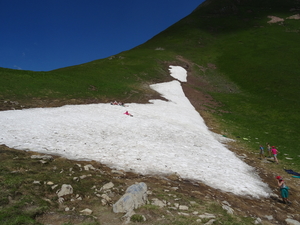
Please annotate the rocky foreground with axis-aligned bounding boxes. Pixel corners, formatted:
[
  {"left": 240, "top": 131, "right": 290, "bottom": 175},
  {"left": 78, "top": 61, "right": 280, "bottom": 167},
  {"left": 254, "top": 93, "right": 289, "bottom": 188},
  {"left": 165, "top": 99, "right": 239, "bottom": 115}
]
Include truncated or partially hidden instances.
[{"left": 1, "top": 144, "right": 299, "bottom": 225}]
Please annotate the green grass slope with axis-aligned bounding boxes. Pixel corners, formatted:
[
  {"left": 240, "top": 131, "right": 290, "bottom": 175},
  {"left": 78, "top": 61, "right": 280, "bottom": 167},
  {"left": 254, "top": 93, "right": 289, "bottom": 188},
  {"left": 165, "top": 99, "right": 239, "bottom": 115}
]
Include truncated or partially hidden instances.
[{"left": 1, "top": 0, "right": 300, "bottom": 170}]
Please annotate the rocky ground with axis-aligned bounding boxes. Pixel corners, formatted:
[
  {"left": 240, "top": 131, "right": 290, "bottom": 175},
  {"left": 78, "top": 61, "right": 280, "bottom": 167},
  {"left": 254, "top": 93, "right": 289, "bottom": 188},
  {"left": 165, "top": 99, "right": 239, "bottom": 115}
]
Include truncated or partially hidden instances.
[{"left": 1, "top": 140, "right": 300, "bottom": 225}]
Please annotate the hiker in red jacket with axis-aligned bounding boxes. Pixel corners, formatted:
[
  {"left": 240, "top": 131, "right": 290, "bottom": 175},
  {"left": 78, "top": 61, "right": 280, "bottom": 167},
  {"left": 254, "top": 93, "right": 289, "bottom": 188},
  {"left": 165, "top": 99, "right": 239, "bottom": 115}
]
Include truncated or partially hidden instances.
[
  {"left": 124, "top": 111, "right": 133, "bottom": 117},
  {"left": 271, "top": 146, "right": 279, "bottom": 164}
]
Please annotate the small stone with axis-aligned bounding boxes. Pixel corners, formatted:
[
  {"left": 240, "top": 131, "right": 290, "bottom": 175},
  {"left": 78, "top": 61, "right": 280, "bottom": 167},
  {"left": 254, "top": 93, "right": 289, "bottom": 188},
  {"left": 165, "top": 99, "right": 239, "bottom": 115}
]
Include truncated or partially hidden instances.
[
  {"left": 31, "top": 155, "right": 53, "bottom": 161},
  {"left": 254, "top": 217, "right": 262, "bottom": 224},
  {"left": 84, "top": 164, "right": 95, "bottom": 171},
  {"left": 265, "top": 215, "right": 274, "bottom": 220},
  {"left": 57, "top": 184, "right": 73, "bottom": 198},
  {"left": 102, "top": 182, "right": 114, "bottom": 190},
  {"left": 199, "top": 213, "right": 216, "bottom": 219},
  {"left": 178, "top": 212, "right": 189, "bottom": 216},
  {"left": 204, "top": 219, "right": 216, "bottom": 225},
  {"left": 101, "top": 199, "right": 107, "bottom": 205},
  {"left": 51, "top": 184, "right": 58, "bottom": 190},
  {"left": 101, "top": 194, "right": 112, "bottom": 202},
  {"left": 111, "top": 170, "right": 124, "bottom": 175},
  {"left": 33, "top": 181, "right": 41, "bottom": 185},
  {"left": 151, "top": 198, "right": 166, "bottom": 208},
  {"left": 222, "top": 205, "right": 234, "bottom": 214},
  {"left": 285, "top": 219, "right": 300, "bottom": 225},
  {"left": 222, "top": 200, "right": 231, "bottom": 206},
  {"left": 80, "top": 208, "right": 93, "bottom": 215},
  {"left": 80, "top": 175, "right": 87, "bottom": 179},
  {"left": 179, "top": 205, "right": 189, "bottom": 210}
]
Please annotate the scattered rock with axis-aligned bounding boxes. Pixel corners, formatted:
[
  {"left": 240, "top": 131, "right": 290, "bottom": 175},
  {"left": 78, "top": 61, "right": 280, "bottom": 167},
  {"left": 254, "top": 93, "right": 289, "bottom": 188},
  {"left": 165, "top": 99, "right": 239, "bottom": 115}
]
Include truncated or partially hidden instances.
[
  {"left": 166, "top": 173, "right": 180, "bottom": 181},
  {"left": 51, "top": 184, "right": 58, "bottom": 190},
  {"left": 286, "top": 219, "right": 300, "bottom": 225},
  {"left": 204, "top": 219, "right": 216, "bottom": 225},
  {"left": 40, "top": 160, "right": 48, "bottom": 164},
  {"left": 267, "top": 15, "right": 284, "bottom": 23},
  {"left": 111, "top": 170, "right": 125, "bottom": 175},
  {"left": 287, "top": 14, "right": 300, "bottom": 20},
  {"left": 151, "top": 198, "right": 166, "bottom": 208},
  {"left": 265, "top": 215, "right": 274, "bottom": 220},
  {"left": 199, "top": 213, "right": 216, "bottom": 219},
  {"left": 102, "top": 182, "right": 114, "bottom": 191},
  {"left": 222, "top": 204, "right": 234, "bottom": 214},
  {"left": 254, "top": 217, "right": 262, "bottom": 224},
  {"left": 222, "top": 200, "right": 231, "bottom": 206},
  {"left": 179, "top": 205, "right": 189, "bottom": 210},
  {"left": 31, "top": 154, "right": 53, "bottom": 161},
  {"left": 57, "top": 184, "right": 73, "bottom": 201},
  {"left": 178, "top": 212, "right": 189, "bottom": 216},
  {"left": 80, "top": 208, "right": 93, "bottom": 215},
  {"left": 101, "top": 194, "right": 112, "bottom": 206},
  {"left": 84, "top": 164, "right": 95, "bottom": 171},
  {"left": 80, "top": 175, "right": 87, "bottom": 179}
]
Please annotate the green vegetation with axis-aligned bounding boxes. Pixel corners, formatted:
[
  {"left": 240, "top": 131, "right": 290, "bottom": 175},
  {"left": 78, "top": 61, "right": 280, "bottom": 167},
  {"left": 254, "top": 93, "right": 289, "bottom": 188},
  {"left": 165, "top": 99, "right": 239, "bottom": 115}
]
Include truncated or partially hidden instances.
[{"left": 130, "top": 214, "right": 144, "bottom": 222}]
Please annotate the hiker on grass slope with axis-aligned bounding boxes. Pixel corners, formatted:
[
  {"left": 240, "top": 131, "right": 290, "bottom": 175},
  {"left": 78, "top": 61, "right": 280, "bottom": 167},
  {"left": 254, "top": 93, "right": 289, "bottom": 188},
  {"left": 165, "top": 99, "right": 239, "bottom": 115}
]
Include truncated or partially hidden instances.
[
  {"left": 276, "top": 176, "right": 291, "bottom": 205},
  {"left": 271, "top": 146, "right": 279, "bottom": 164}
]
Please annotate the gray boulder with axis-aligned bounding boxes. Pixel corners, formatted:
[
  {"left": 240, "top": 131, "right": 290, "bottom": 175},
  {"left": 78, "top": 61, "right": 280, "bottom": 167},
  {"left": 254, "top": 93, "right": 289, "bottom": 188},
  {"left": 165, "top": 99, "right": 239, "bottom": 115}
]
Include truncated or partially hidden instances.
[
  {"left": 57, "top": 184, "right": 73, "bottom": 198},
  {"left": 286, "top": 219, "right": 300, "bottom": 225},
  {"left": 113, "top": 182, "right": 147, "bottom": 215}
]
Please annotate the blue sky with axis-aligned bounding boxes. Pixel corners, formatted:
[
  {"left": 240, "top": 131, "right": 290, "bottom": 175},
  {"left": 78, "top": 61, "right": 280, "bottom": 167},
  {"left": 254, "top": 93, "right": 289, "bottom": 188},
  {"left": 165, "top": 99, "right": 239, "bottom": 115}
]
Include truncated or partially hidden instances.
[{"left": 0, "top": 0, "right": 205, "bottom": 71}]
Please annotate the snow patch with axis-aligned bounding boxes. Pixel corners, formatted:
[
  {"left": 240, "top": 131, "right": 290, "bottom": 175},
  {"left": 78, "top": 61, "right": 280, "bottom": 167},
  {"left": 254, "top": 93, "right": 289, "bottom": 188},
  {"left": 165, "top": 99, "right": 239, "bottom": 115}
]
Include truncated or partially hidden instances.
[{"left": 0, "top": 66, "right": 270, "bottom": 198}]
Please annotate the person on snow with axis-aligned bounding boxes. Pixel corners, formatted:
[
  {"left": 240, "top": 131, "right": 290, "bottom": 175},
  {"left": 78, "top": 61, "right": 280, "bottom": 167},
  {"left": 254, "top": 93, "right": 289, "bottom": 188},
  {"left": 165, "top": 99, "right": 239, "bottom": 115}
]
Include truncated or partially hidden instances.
[
  {"left": 276, "top": 176, "right": 291, "bottom": 204},
  {"left": 124, "top": 111, "right": 133, "bottom": 117}
]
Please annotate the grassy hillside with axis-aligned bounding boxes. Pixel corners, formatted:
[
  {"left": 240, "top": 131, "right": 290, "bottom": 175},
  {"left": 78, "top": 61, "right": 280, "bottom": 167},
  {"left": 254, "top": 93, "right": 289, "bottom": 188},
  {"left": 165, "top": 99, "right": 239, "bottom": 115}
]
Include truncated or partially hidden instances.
[
  {"left": 145, "top": 0, "right": 300, "bottom": 168},
  {"left": 1, "top": 0, "right": 300, "bottom": 167}
]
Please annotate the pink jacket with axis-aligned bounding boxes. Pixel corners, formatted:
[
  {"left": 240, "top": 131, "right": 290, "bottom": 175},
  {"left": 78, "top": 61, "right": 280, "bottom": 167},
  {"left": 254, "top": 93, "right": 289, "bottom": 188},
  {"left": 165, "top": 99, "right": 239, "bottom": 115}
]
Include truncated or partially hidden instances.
[{"left": 271, "top": 148, "right": 278, "bottom": 155}]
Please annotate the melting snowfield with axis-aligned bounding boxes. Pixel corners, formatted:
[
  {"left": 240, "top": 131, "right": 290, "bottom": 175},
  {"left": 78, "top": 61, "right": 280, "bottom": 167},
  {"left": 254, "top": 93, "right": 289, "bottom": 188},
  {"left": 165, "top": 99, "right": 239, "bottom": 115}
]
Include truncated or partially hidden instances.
[{"left": 0, "top": 66, "right": 270, "bottom": 198}]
